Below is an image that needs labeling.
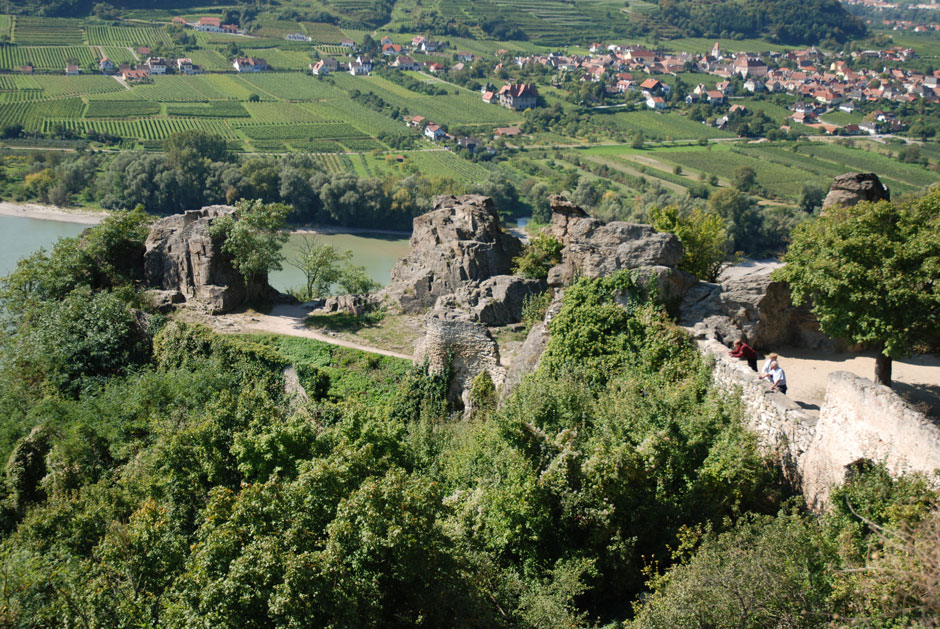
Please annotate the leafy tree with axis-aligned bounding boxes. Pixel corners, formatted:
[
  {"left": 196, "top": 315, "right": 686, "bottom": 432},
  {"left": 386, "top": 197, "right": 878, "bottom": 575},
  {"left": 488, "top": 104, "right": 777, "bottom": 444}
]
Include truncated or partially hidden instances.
[
  {"left": 649, "top": 205, "right": 730, "bottom": 281},
  {"left": 512, "top": 233, "right": 563, "bottom": 279},
  {"left": 631, "top": 133, "right": 645, "bottom": 149},
  {"left": 798, "top": 183, "right": 826, "bottom": 214},
  {"left": 774, "top": 189, "right": 940, "bottom": 386},
  {"left": 211, "top": 199, "right": 291, "bottom": 300},
  {"left": 337, "top": 264, "right": 380, "bottom": 296},
  {"left": 708, "top": 188, "right": 762, "bottom": 254},
  {"left": 732, "top": 165, "right": 757, "bottom": 192}
]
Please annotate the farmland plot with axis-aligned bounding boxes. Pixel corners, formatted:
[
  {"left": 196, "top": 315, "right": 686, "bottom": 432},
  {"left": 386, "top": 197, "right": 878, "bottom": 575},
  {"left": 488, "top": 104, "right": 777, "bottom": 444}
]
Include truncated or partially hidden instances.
[
  {"left": 12, "top": 17, "right": 84, "bottom": 45},
  {"left": 0, "top": 46, "right": 96, "bottom": 71},
  {"left": 86, "top": 25, "right": 169, "bottom": 47},
  {"left": 0, "top": 98, "right": 85, "bottom": 130},
  {"left": 86, "top": 100, "right": 160, "bottom": 117},
  {"left": 41, "top": 117, "right": 237, "bottom": 140}
]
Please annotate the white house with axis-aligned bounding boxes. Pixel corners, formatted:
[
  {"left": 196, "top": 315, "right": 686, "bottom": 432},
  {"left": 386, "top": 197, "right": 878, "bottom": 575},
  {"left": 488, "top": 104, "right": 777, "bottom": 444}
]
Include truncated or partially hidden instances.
[
  {"left": 233, "top": 57, "right": 267, "bottom": 72},
  {"left": 646, "top": 95, "right": 666, "bottom": 110},
  {"left": 424, "top": 123, "right": 445, "bottom": 140},
  {"left": 146, "top": 57, "right": 167, "bottom": 74}
]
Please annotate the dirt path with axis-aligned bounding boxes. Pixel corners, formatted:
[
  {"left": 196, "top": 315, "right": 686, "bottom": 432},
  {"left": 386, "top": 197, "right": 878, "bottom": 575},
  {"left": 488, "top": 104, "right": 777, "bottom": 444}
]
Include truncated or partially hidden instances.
[
  {"left": 768, "top": 348, "right": 940, "bottom": 418},
  {"left": 208, "top": 304, "right": 414, "bottom": 360}
]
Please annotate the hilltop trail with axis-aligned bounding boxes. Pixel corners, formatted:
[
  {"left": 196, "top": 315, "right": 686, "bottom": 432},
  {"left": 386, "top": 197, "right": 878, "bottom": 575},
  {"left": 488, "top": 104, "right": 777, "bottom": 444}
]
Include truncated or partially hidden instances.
[{"left": 202, "top": 303, "right": 414, "bottom": 360}]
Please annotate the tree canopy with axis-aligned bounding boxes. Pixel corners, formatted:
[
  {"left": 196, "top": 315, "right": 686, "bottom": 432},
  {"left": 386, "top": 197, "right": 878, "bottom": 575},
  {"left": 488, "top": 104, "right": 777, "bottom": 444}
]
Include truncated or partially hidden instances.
[{"left": 773, "top": 188, "right": 940, "bottom": 385}]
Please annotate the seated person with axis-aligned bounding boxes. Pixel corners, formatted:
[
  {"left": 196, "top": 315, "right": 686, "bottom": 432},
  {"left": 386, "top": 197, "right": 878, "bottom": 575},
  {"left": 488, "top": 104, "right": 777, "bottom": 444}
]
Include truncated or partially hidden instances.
[{"left": 729, "top": 339, "right": 758, "bottom": 371}]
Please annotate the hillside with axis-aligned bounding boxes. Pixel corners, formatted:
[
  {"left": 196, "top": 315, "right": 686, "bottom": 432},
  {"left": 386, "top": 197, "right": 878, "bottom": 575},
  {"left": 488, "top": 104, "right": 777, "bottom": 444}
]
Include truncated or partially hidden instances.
[{"left": 657, "top": 0, "right": 867, "bottom": 44}]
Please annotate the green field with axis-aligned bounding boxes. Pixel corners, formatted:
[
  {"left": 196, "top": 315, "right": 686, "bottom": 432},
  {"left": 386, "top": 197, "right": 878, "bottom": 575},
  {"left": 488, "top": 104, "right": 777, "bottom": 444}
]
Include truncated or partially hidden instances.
[
  {"left": 12, "top": 16, "right": 84, "bottom": 45},
  {"left": 85, "top": 25, "right": 170, "bottom": 47}
]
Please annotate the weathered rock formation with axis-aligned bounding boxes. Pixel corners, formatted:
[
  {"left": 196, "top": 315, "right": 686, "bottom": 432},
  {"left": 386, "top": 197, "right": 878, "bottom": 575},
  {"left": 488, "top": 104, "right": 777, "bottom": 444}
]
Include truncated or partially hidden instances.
[
  {"left": 680, "top": 262, "right": 827, "bottom": 350},
  {"left": 143, "top": 205, "right": 279, "bottom": 314},
  {"left": 413, "top": 315, "right": 505, "bottom": 410},
  {"left": 546, "top": 195, "right": 687, "bottom": 289},
  {"left": 821, "top": 172, "right": 890, "bottom": 211},
  {"left": 436, "top": 275, "right": 545, "bottom": 325},
  {"left": 382, "top": 195, "right": 523, "bottom": 314}
]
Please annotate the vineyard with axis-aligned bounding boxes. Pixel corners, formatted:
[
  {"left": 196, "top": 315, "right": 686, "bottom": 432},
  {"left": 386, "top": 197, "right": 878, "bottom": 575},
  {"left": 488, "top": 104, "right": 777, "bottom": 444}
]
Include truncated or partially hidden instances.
[
  {"left": 245, "top": 101, "right": 330, "bottom": 123},
  {"left": 86, "top": 100, "right": 161, "bottom": 117},
  {"left": 12, "top": 17, "right": 84, "bottom": 45},
  {"left": 301, "top": 22, "right": 348, "bottom": 43},
  {"left": 237, "top": 122, "right": 366, "bottom": 139},
  {"left": 310, "top": 152, "right": 356, "bottom": 173},
  {"left": 0, "top": 46, "right": 97, "bottom": 71},
  {"left": 85, "top": 26, "right": 170, "bottom": 47},
  {"left": 166, "top": 101, "right": 250, "bottom": 117},
  {"left": 0, "top": 98, "right": 86, "bottom": 130},
  {"left": 41, "top": 118, "right": 237, "bottom": 140}
]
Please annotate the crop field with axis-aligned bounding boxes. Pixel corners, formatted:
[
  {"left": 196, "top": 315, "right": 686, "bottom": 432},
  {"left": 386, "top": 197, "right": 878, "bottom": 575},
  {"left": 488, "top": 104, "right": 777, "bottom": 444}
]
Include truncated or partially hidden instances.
[
  {"left": 120, "top": 75, "right": 237, "bottom": 101},
  {"left": 0, "top": 15, "right": 10, "bottom": 39},
  {"left": 100, "top": 46, "right": 136, "bottom": 66},
  {"left": 238, "top": 73, "right": 348, "bottom": 100},
  {"left": 310, "top": 152, "right": 356, "bottom": 173},
  {"left": 86, "top": 25, "right": 170, "bottom": 47},
  {"left": 245, "top": 101, "right": 330, "bottom": 122},
  {"left": 284, "top": 139, "right": 344, "bottom": 152},
  {"left": 33, "top": 75, "right": 125, "bottom": 97},
  {"left": 331, "top": 74, "right": 522, "bottom": 125},
  {"left": 199, "top": 74, "right": 261, "bottom": 101},
  {"left": 12, "top": 17, "right": 84, "bottom": 45},
  {"left": 403, "top": 149, "right": 492, "bottom": 181},
  {"left": 308, "top": 98, "right": 417, "bottom": 137},
  {"left": 0, "top": 74, "right": 42, "bottom": 92},
  {"left": 595, "top": 110, "right": 731, "bottom": 141},
  {"left": 237, "top": 122, "right": 366, "bottom": 140},
  {"left": 661, "top": 146, "right": 827, "bottom": 197},
  {"left": 301, "top": 22, "right": 348, "bottom": 43},
  {"left": 241, "top": 48, "right": 312, "bottom": 71},
  {"left": 315, "top": 45, "right": 350, "bottom": 56},
  {"left": 166, "top": 101, "right": 250, "bottom": 117},
  {"left": 86, "top": 100, "right": 160, "bottom": 117},
  {"left": 0, "top": 98, "right": 86, "bottom": 130},
  {"left": 0, "top": 46, "right": 97, "bottom": 71},
  {"left": 41, "top": 117, "right": 237, "bottom": 140},
  {"left": 185, "top": 49, "right": 232, "bottom": 72},
  {"left": 792, "top": 143, "right": 937, "bottom": 193},
  {"left": 252, "top": 19, "right": 304, "bottom": 38},
  {"left": 339, "top": 137, "right": 384, "bottom": 151}
]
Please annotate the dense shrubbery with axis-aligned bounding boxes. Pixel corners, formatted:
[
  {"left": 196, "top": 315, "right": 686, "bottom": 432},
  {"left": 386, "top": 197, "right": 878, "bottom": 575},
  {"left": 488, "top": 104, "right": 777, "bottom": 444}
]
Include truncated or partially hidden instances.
[{"left": 0, "top": 216, "right": 935, "bottom": 625}]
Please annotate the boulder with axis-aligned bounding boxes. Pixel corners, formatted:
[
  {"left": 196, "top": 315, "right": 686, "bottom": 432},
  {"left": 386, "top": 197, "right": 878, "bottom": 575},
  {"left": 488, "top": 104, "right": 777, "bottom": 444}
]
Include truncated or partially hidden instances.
[
  {"left": 545, "top": 196, "right": 684, "bottom": 287},
  {"left": 821, "top": 172, "right": 890, "bottom": 211},
  {"left": 381, "top": 195, "right": 523, "bottom": 313},
  {"left": 413, "top": 314, "right": 505, "bottom": 410},
  {"left": 319, "top": 294, "right": 377, "bottom": 316},
  {"left": 438, "top": 275, "right": 546, "bottom": 325}
]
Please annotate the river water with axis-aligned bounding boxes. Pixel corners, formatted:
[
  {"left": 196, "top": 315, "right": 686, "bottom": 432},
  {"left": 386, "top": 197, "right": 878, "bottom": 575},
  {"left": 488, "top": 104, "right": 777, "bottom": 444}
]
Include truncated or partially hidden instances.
[{"left": 0, "top": 215, "right": 411, "bottom": 291}]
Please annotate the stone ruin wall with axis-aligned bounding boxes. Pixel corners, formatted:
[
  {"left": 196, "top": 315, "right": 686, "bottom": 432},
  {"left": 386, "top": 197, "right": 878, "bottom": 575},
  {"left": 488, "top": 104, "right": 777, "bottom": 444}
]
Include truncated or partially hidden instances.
[{"left": 701, "top": 338, "right": 940, "bottom": 511}]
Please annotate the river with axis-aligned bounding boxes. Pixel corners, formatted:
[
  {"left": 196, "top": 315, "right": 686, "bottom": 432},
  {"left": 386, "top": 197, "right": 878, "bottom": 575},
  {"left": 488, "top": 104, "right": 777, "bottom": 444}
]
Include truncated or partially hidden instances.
[{"left": 0, "top": 215, "right": 411, "bottom": 291}]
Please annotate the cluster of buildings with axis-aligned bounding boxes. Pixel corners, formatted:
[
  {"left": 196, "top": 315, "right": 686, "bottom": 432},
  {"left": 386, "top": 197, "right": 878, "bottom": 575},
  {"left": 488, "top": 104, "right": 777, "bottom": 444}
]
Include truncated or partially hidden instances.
[
  {"left": 97, "top": 55, "right": 202, "bottom": 81},
  {"left": 172, "top": 16, "right": 241, "bottom": 34}
]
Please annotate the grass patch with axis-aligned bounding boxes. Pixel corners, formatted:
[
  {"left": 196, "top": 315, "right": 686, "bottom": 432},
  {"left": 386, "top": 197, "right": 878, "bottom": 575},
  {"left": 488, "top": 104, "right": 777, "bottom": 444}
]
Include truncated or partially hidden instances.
[{"left": 304, "top": 309, "right": 387, "bottom": 332}]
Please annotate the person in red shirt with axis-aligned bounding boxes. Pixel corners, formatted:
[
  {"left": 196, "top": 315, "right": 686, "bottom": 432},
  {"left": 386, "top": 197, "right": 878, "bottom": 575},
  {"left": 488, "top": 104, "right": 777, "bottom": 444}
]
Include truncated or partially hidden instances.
[{"left": 729, "top": 339, "right": 758, "bottom": 372}]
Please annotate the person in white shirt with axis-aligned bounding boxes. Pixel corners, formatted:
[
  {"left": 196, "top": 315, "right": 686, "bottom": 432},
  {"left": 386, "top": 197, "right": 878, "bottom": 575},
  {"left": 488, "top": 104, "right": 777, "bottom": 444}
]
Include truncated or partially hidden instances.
[
  {"left": 760, "top": 352, "right": 779, "bottom": 377},
  {"left": 759, "top": 360, "right": 787, "bottom": 394}
]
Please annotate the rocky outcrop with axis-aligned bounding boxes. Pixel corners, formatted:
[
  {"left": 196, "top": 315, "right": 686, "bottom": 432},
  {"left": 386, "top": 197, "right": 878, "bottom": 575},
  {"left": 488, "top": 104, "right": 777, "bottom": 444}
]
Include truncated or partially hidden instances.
[
  {"left": 821, "top": 172, "right": 890, "bottom": 211},
  {"left": 319, "top": 294, "right": 377, "bottom": 316},
  {"left": 143, "top": 206, "right": 286, "bottom": 314},
  {"left": 413, "top": 315, "right": 505, "bottom": 410},
  {"left": 546, "top": 195, "right": 684, "bottom": 288},
  {"left": 501, "top": 290, "right": 564, "bottom": 399},
  {"left": 144, "top": 206, "right": 274, "bottom": 314},
  {"left": 382, "top": 195, "right": 523, "bottom": 313},
  {"left": 680, "top": 262, "right": 827, "bottom": 350},
  {"left": 436, "top": 275, "right": 545, "bottom": 325}
]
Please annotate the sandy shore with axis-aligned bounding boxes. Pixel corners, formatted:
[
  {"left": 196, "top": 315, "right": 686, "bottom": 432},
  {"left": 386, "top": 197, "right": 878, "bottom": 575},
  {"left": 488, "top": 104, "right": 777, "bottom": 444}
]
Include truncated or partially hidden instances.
[{"left": 0, "top": 201, "right": 106, "bottom": 225}]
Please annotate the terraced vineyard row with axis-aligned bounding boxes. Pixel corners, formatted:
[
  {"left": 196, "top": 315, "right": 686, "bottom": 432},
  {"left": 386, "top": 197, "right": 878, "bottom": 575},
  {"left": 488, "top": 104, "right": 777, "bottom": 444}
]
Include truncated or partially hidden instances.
[
  {"left": 311, "top": 152, "right": 356, "bottom": 173},
  {"left": 0, "top": 46, "right": 97, "bottom": 70},
  {"left": 166, "top": 101, "right": 250, "bottom": 117},
  {"left": 86, "top": 25, "right": 169, "bottom": 47},
  {"left": 12, "top": 16, "right": 84, "bottom": 45},
  {"left": 86, "top": 100, "right": 161, "bottom": 117},
  {"left": 0, "top": 98, "right": 86, "bottom": 130},
  {"left": 41, "top": 117, "right": 237, "bottom": 140},
  {"left": 237, "top": 122, "right": 366, "bottom": 139}
]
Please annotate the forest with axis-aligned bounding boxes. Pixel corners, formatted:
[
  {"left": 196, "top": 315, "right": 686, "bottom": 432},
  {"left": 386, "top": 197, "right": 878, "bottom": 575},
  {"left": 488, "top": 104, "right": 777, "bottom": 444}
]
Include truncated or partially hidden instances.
[
  {"left": 657, "top": 0, "right": 867, "bottom": 44},
  {"left": 0, "top": 203, "right": 936, "bottom": 625}
]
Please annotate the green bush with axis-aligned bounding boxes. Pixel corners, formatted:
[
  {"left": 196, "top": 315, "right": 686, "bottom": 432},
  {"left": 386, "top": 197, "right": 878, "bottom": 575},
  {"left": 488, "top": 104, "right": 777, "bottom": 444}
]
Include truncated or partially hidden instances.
[{"left": 512, "top": 233, "right": 563, "bottom": 280}]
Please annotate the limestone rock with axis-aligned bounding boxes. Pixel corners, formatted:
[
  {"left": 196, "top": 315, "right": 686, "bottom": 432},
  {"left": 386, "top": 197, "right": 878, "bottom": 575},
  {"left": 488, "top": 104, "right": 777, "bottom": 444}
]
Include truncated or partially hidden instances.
[
  {"left": 142, "top": 289, "right": 184, "bottom": 314},
  {"left": 144, "top": 206, "right": 252, "bottom": 314},
  {"left": 439, "top": 275, "right": 546, "bottom": 325},
  {"left": 680, "top": 262, "right": 827, "bottom": 350},
  {"left": 821, "top": 172, "right": 890, "bottom": 211},
  {"left": 382, "top": 195, "right": 523, "bottom": 312},
  {"left": 546, "top": 196, "right": 684, "bottom": 288},
  {"left": 413, "top": 314, "right": 505, "bottom": 410}
]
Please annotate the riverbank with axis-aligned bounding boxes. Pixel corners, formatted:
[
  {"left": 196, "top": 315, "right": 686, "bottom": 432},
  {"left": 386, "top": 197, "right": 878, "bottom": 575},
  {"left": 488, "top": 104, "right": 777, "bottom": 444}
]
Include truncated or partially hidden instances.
[
  {"left": 0, "top": 201, "right": 415, "bottom": 236},
  {"left": 0, "top": 201, "right": 106, "bottom": 225}
]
